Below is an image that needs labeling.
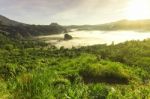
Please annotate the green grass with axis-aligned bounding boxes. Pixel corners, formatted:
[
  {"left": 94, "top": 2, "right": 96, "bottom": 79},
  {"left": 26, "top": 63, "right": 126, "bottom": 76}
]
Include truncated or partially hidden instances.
[
  {"left": 80, "top": 60, "right": 131, "bottom": 84},
  {"left": 0, "top": 33, "right": 150, "bottom": 98}
]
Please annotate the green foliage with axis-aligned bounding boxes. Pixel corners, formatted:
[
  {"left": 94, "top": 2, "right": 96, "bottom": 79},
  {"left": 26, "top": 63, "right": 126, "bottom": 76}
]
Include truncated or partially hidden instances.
[
  {"left": 0, "top": 22, "right": 67, "bottom": 38},
  {"left": 0, "top": 35, "right": 150, "bottom": 98},
  {"left": 89, "top": 84, "right": 109, "bottom": 99},
  {"left": 80, "top": 60, "right": 130, "bottom": 84},
  {"left": 79, "top": 39, "right": 150, "bottom": 71},
  {"left": 0, "top": 79, "right": 11, "bottom": 99},
  {"left": 14, "top": 71, "right": 56, "bottom": 99}
]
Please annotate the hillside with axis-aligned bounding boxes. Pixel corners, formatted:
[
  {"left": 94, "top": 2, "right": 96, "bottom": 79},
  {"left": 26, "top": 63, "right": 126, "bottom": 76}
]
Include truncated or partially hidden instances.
[
  {"left": 0, "top": 15, "right": 150, "bottom": 98},
  {"left": 68, "top": 19, "right": 150, "bottom": 31},
  {"left": 0, "top": 15, "right": 67, "bottom": 38},
  {"left": 0, "top": 15, "right": 25, "bottom": 26},
  {"left": 0, "top": 30, "right": 150, "bottom": 98}
]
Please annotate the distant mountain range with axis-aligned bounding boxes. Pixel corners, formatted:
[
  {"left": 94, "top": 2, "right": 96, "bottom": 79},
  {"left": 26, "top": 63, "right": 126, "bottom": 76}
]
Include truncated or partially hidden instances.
[
  {"left": 68, "top": 19, "right": 150, "bottom": 32},
  {"left": 0, "top": 14, "right": 150, "bottom": 39}
]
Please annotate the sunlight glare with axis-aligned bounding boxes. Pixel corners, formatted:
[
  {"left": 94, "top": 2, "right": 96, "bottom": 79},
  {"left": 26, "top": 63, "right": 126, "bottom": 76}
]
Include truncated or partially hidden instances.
[{"left": 125, "top": 0, "right": 150, "bottom": 20}]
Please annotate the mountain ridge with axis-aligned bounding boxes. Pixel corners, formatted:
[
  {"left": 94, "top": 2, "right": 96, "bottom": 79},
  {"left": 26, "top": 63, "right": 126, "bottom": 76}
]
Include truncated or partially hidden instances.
[
  {"left": 68, "top": 19, "right": 150, "bottom": 31},
  {"left": 0, "top": 14, "right": 67, "bottom": 38},
  {"left": 0, "top": 15, "right": 26, "bottom": 26},
  {"left": 1, "top": 14, "right": 150, "bottom": 39}
]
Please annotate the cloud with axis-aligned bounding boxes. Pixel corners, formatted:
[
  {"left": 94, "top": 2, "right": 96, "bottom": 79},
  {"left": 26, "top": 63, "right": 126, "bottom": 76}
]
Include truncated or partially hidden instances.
[
  {"left": 0, "top": 0, "right": 139, "bottom": 25},
  {"left": 50, "top": 0, "right": 127, "bottom": 24}
]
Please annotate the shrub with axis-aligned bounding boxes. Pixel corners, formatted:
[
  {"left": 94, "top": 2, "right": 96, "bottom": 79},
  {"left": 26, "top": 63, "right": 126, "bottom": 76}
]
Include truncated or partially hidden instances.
[{"left": 80, "top": 60, "right": 130, "bottom": 84}]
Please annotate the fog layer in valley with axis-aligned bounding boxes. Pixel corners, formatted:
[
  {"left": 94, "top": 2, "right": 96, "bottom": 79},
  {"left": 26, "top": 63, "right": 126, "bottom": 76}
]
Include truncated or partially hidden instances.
[{"left": 38, "top": 31, "right": 150, "bottom": 48}]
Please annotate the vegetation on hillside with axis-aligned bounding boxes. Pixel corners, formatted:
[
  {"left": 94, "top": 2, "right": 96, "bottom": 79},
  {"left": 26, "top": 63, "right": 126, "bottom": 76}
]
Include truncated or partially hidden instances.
[
  {"left": 0, "top": 32, "right": 150, "bottom": 99},
  {"left": 0, "top": 23, "right": 67, "bottom": 38},
  {"left": 0, "top": 15, "right": 67, "bottom": 39}
]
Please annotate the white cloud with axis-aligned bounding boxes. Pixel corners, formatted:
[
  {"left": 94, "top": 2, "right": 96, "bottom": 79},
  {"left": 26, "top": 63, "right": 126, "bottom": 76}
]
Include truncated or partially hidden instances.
[{"left": 1, "top": 0, "right": 149, "bottom": 25}]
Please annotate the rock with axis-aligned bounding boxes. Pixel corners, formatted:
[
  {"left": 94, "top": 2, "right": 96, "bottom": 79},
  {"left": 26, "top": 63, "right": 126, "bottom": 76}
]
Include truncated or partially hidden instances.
[{"left": 64, "top": 34, "right": 72, "bottom": 40}]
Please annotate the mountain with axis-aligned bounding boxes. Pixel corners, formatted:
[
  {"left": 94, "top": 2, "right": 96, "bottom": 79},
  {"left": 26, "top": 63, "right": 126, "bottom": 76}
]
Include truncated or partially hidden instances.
[
  {"left": 0, "top": 15, "right": 26, "bottom": 26},
  {"left": 100, "top": 19, "right": 150, "bottom": 31},
  {"left": 0, "top": 15, "right": 67, "bottom": 38},
  {"left": 1, "top": 14, "right": 150, "bottom": 39},
  {"left": 68, "top": 19, "right": 150, "bottom": 31}
]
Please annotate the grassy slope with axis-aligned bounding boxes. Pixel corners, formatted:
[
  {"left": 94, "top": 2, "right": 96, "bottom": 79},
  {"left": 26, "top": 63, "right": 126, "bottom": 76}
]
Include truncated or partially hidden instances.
[{"left": 0, "top": 33, "right": 150, "bottom": 98}]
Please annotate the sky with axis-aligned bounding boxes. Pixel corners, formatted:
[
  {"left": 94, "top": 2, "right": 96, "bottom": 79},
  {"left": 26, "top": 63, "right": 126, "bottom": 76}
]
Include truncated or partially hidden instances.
[{"left": 0, "top": 0, "right": 150, "bottom": 25}]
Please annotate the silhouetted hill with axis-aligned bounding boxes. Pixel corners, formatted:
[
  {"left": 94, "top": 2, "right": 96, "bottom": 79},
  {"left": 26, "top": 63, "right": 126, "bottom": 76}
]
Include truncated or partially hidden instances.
[
  {"left": 0, "top": 15, "right": 26, "bottom": 26},
  {"left": 0, "top": 15, "right": 67, "bottom": 39}
]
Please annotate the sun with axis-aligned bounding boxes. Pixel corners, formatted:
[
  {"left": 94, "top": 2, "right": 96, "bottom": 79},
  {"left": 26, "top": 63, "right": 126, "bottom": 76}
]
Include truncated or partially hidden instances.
[{"left": 125, "top": 0, "right": 150, "bottom": 20}]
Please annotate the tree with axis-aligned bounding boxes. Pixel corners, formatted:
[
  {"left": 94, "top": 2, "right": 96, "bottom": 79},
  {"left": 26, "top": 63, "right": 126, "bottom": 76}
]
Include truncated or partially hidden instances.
[{"left": 64, "top": 34, "right": 72, "bottom": 40}]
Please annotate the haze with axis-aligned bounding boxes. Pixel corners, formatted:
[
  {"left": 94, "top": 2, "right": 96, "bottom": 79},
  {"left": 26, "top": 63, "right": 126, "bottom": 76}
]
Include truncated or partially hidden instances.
[{"left": 0, "top": 0, "right": 150, "bottom": 25}]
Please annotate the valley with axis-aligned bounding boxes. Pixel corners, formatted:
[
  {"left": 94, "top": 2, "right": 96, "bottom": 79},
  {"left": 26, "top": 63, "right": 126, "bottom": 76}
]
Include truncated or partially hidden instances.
[{"left": 0, "top": 15, "right": 150, "bottom": 99}]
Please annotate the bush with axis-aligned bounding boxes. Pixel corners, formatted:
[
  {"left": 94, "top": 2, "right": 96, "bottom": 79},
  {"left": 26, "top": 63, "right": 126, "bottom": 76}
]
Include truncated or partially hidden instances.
[{"left": 80, "top": 60, "right": 130, "bottom": 84}]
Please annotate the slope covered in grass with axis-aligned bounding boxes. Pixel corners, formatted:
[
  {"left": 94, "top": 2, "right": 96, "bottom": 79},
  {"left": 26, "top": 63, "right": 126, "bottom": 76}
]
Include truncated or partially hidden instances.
[{"left": 0, "top": 33, "right": 150, "bottom": 98}]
